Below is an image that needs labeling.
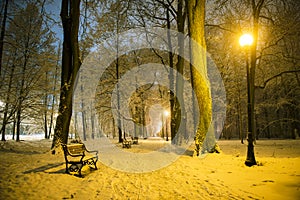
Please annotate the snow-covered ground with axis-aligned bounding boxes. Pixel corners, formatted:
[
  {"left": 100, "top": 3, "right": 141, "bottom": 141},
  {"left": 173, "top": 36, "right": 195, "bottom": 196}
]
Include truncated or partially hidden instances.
[
  {"left": 0, "top": 138, "right": 299, "bottom": 199},
  {"left": 4, "top": 134, "right": 45, "bottom": 141}
]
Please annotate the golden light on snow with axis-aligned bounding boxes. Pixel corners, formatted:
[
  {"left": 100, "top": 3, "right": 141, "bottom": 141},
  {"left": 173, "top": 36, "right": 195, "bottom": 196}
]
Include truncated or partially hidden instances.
[{"left": 239, "top": 33, "right": 253, "bottom": 47}]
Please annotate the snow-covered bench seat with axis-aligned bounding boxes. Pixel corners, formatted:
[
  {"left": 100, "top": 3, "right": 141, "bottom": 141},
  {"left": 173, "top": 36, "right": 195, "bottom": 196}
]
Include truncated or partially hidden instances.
[
  {"left": 132, "top": 136, "right": 139, "bottom": 145},
  {"left": 61, "top": 143, "right": 98, "bottom": 177},
  {"left": 122, "top": 137, "right": 132, "bottom": 148}
]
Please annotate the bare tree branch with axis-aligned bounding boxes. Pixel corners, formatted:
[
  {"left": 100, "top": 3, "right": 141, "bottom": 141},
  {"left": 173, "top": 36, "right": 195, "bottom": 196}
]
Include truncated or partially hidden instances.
[
  {"left": 205, "top": 23, "right": 237, "bottom": 34},
  {"left": 256, "top": 69, "right": 300, "bottom": 89}
]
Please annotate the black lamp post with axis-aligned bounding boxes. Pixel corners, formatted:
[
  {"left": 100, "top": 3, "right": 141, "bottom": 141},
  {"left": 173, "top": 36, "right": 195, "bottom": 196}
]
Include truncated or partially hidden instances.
[{"left": 239, "top": 33, "right": 257, "bottom": 166}]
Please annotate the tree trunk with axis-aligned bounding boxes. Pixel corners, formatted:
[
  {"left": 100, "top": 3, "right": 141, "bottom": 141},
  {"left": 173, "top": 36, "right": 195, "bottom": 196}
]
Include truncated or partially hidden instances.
[
  {"left": 186, "top": 0, "right": 214, "bottom": 154},
  {"left": 174, "top": 0, "right": 186, "bottom": 145},
  {"left": 12, "top": 117, "right": 16, "bottom": 140},
  {"left": 82, "top": 109, "right": 87, "bottom": 141},
  {"left": 16, "top": 46, "right": 29, "bottom": 141},
  {"left": 0, "top": 0, "right": 8, "bottom": 78},
  {"left": 91, "top": 108, "right": 95, "bottom": 139},
  {"left": 48, "top": 47, "right": 60, "bottom": 139},
  {"left": 81, "top": 83, "right": 87, "bottom": 141},
  {"left": 16, "top": 108, "right": 21, "bottom": 141},
  {"left": 1, "top": 63, "right": 15, "bottom": 141},
  {"left": 237, "top": 89, "right": 243, "bottom": 144},
  {"left": 43, "top": 71, "right": 49, "bottom": 139},
  {"left": 166, "top": 9, "right": 176, "bottom": 144},
  {"left": 51, "top": 0, "right": 81, "bottom": 152},
  {"left": 44, "top": 108, "right": 48, "bottom": 139},
  {"left": 116, "top": 60, "right": 122, "bottom": 142},
  {"left": 48, "top": 111, "right": 54, "bottom": 139}
]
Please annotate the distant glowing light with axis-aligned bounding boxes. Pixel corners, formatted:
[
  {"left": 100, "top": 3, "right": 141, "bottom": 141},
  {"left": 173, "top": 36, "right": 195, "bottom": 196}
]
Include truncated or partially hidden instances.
[
  {"left": 239, "top": 34, "right": 253, "bottom": 47},
  {"left": 164, "top": 110, "right": 169, "bottom": 117}
]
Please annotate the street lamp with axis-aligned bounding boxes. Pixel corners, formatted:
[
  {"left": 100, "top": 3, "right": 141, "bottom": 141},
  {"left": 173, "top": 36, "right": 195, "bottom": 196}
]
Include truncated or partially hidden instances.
[
  {"left": 164, "top": 110, "right": 169, "bottom": 117},
  {"left": 239, "top": 34, "right": 253, "bottom": 47},
  {"left": 239, "top": 33, "right": 257, "bottom": 166}
]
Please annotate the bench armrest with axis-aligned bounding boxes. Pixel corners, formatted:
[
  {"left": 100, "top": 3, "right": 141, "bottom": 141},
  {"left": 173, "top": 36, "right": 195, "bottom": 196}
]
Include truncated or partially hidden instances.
[
  {"left": 82, "top": 145, "right": 98, "bottom": 155},
  {"left": 85, "top": 149, "right": 98, "bottom": 155}
]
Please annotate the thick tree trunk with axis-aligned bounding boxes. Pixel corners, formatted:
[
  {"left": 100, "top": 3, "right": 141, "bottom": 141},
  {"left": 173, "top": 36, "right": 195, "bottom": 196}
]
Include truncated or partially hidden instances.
[
  {"left": 51, "top": 0, "right": 81, "bottom": 152},
  {"left": 186, "top": 0, "right": 214, "bottom": 154},
  {"left": 174, "top": 0, "right": 186, "bottom": 145},
  {"left": 166, "top": 9, "right": 176, "bottom": 144}
]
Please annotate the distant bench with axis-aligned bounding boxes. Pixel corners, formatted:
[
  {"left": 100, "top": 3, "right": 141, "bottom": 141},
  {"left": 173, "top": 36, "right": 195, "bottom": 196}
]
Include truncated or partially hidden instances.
[
  {"left": 122, "top": 136, "right": 139, "bottom": 148},
  {"left": 122, "top": 137, "right": 132, "bottom": 148},
  {"left": 61, "top": 143, "right": 98, "bottom": 177},
  {"left": 132, "top": 136, "right": 139, "bottom": 145}
]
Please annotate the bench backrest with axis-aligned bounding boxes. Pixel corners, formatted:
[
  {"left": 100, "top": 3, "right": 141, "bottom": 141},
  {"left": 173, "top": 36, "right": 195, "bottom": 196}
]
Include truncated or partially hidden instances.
[{"left": 62, "top": 144, "right": 85, "bottom": 155}]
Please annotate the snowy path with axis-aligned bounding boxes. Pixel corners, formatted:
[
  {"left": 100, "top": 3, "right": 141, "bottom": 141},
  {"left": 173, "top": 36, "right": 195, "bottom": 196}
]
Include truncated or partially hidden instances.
[{"left": 0, "top": 139, "right": 299, "bottom": 199}]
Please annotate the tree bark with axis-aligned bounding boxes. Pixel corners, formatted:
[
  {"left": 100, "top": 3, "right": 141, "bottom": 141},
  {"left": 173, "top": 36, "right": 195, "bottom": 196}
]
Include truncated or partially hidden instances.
[
  {"left": 43, "top": 71, "right": 49, "bottom": 139},
  {"left": 16, "top": 47, "right": 30, "bottom": 141},
  {"left": 1, "top": 64, "right": 15, "bottom": 141},
  {"left": 0, "top": 0, "right": 8, "bottom": 78},
  {"left": 174, "top": 0, "right": 186, "bottom": 145},
  {"left": 186, "top": 0, "right": 214, "bottom": 154},
  {"left": 166, "top": 8, "right": 176, "bottom": 144},
  {"left": 51, "top": 0, "right": 81, "bottom": 152},
  {"left": 48, "top": 48, "right": 60, "bottom": 139}
]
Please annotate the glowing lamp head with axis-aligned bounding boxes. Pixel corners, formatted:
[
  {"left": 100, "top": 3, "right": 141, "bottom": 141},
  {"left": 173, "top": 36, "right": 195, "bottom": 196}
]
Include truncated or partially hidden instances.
[{"left": 239, "top": 34, "right": 253, "bottom": 47}]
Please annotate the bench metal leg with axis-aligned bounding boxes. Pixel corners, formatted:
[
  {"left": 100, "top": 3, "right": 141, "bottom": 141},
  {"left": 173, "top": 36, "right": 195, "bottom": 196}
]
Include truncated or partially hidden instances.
[
  {"left": 84, "top": 158, "right": 98, "bottom": 170},
  {"left": 66, "top": 163, "right": 84, "bottom": 177}
]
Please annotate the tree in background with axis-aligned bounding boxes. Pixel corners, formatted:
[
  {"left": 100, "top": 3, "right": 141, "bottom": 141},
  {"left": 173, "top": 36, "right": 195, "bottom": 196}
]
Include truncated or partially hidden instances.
[
  {"left": 0, "top": 1, "right": 57, "bottom": 141},
  {"left": 205, "top": 0, "right": 300, "bottom": 140},
  {"left": 0, "top": 0, "right": 8, "bottom": 78}
]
